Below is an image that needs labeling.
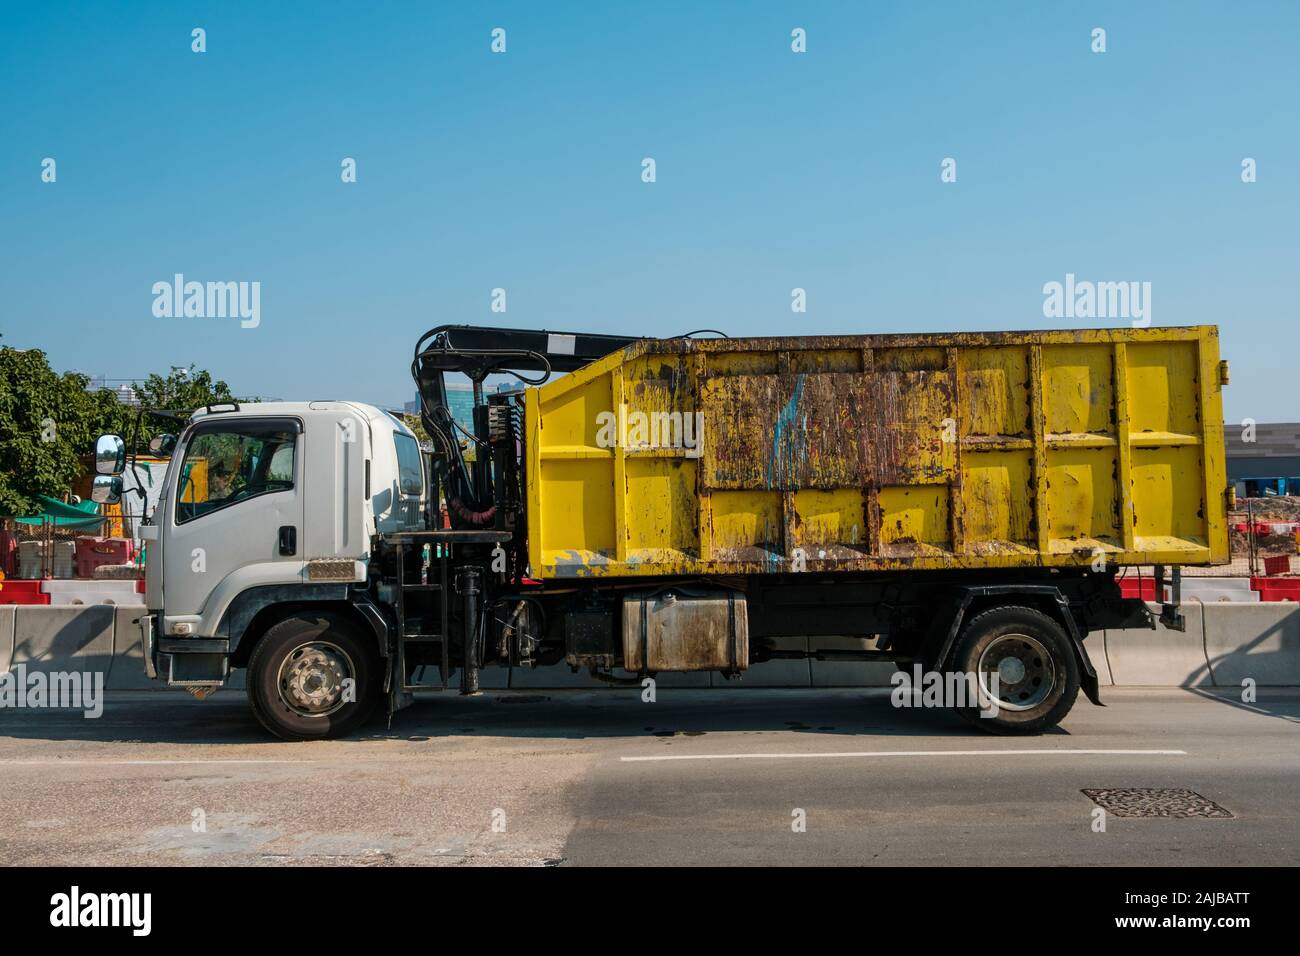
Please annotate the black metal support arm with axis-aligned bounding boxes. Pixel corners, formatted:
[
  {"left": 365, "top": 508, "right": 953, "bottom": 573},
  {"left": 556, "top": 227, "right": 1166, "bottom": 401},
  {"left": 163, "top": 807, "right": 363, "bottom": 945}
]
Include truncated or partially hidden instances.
[{"left": 410, "top": 325, "right": 643, "bottom": 528}]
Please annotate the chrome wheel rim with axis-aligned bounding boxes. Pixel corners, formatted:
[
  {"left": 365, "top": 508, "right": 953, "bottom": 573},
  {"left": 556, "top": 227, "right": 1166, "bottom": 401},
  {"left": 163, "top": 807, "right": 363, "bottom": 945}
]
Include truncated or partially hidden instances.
[
  {"left": 277, "top": 641, "right": 354, "bottom": 717},
  {"left": 976, "top": 633, "right": 1055, "bottom": 712}
]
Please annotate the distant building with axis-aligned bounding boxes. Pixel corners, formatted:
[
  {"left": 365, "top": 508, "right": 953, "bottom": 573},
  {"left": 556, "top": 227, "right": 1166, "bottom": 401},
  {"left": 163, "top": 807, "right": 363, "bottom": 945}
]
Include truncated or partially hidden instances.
[
  {"left": 82, "top": 374, "right": 141, "bottom": 407},
  {"left": 1226, "top": 422, "right": 1300, "bottom": 496},
  {"left": 407, "top": 383, "right": 476, "bottom": 436},
  {"left": 405, "top": 381, "right": 524, "bottom": 459}
]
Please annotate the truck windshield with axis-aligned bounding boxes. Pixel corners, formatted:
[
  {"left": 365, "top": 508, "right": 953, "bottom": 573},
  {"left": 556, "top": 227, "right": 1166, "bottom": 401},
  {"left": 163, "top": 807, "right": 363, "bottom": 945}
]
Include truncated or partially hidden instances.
[{"left": 176, "top": 425, "right": 297, "bottom": 524}]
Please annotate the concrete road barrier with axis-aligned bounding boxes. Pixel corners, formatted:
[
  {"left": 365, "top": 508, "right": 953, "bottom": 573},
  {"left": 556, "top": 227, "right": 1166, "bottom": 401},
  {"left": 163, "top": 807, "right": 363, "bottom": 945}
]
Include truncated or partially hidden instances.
[
  {"left": 1103, "top": 600, "right": 1213, "bottom": 687},
  {"left": 510, "top": 666, "right": 710, "bottom": 689},
  {"left": 1182, "top": 576, "right": 1260, "bottom": 604},
  {"left": 1204, "top": 601, "right": 1300, "bottom": 687},
  {"left": 3, "top": 604, "right": 250, "bottom": 692},
  {"left": 719, "top": 636, "right": 811, "bottom": 687},
  {"left": 40, "top": 579, "right": 142, "bottom": 606},
  {"left": 107, "top": 604, "right": 155, "bottom": 690},
  {"left": 11, "top": 604, "right": 115, "bottom": 678},
  {"left": 810, "top": 636, "right": 896, "bottom": 687},
  {"left": 6, "top": 601, "right": 1300, "bottom": 696},
  {"left": 408, "top": 664, "right": 510, "bottom": 690},
  {"left": 1086, "top": 636, "right": 1114, "bottom": 686},
  {"left": 504, "top": 664, "right": 601, "bottom": 690},
  {"left": 0, "top": 605, "right": 14, "bottom": 673},
  {"left": 418, "top": 648, "right": 809, "bottom": 690}
]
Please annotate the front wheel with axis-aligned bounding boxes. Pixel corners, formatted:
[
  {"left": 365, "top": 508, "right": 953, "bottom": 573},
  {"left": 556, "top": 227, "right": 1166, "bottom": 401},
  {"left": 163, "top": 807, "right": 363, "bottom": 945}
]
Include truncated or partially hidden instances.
[
  {"left": 246, "top": 611, "right": 382, "bottom": 740},
  {"left": 949, "top": 605, "right": 1080, "bottom": 734}
]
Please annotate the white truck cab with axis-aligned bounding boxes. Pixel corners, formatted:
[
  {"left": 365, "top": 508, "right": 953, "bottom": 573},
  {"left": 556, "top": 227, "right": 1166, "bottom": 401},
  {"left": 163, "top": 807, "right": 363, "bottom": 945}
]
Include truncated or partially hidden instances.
[
  {"left": 96, "top": 402, "right": 428, "bottom": 731},
  {"left": 144, "top": 402, "right": 424, "bottom": 631}
]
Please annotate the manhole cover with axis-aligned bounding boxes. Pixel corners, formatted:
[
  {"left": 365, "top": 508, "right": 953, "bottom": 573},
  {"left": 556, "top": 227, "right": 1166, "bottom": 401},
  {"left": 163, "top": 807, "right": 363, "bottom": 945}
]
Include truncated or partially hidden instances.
[{"left": 1082, "top": 788, "right": 1233, "bottom": 818}]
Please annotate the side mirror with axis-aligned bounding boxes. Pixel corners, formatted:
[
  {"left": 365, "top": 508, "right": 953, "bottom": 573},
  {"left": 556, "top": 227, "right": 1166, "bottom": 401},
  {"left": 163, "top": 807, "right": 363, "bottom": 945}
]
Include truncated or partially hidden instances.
[
  {"left": 95, "top": 434, "right": 126, "bottom": 475},
  {"left": 91, "top": 475, "right": 123, "bottom": 504},
  {"left": 148, "top": 433, "right": 177, "bottom": 456}
]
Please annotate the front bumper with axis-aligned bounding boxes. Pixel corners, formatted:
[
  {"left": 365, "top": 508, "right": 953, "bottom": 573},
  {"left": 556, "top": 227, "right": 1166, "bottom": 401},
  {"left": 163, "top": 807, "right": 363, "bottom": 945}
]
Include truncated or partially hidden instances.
[{"left": 143, "top": 615, "right": 230, "bottom": 686}]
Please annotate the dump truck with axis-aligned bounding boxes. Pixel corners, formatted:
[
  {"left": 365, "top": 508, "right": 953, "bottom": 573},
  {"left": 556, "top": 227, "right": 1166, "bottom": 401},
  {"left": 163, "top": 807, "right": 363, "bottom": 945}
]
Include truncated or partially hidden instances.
[{"left": 92, "top": 324, "right": 1229, "bottom": 739}]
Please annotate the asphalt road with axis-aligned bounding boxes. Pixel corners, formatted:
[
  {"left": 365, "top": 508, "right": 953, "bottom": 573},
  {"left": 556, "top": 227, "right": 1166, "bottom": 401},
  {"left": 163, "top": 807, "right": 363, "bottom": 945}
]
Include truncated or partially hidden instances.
[{"left": 1, "top": 687, "right": 1297, "bottom": 866}]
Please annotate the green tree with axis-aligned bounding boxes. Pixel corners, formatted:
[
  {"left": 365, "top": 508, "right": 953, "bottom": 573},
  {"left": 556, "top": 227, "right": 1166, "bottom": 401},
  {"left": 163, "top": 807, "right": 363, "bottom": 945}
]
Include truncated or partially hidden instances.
[
  {"left": 0, "top": 350, "right": 236, "bottom": 515},
  {"left": 134, "top": 365, "right": 234, "bottom": 413},
  {"left": 0, "top": 346, "right": 132, "bottom": 515},
  {"left": 400, "top": 413, "right": 432, "bottom": 445}
]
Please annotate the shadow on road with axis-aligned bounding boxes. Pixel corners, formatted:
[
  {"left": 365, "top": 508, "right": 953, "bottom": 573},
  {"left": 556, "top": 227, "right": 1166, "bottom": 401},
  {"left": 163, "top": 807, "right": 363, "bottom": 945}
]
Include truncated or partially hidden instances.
[
  {"left": 1185, "top": 686, "right": 1300, "bottom": 723},
  {"left": 0, "top": 688, "right": 1068, "bottom": 745}
]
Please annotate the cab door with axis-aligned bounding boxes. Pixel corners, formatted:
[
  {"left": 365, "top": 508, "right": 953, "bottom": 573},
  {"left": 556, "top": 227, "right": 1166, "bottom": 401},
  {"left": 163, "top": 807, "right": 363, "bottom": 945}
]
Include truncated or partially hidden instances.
[{"left": 161, "top": 417, "right": 304, "bottom": 635}]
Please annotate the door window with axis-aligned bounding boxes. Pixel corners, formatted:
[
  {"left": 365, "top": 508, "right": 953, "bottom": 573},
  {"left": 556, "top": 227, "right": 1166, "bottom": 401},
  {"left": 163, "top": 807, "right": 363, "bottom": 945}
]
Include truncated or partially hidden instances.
[
  {"left": 394, "top": 432, "right": 424, "bottom": 496},
  {"left": 176, "top": 424, "right": 297, "bottom": 524}
]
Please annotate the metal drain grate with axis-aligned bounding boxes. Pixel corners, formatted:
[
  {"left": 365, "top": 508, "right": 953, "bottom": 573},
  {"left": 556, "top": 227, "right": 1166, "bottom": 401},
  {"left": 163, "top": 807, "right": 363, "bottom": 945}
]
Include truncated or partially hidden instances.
[{"left": 1082, "top": 788, "right": 1233, "bottom": 818}]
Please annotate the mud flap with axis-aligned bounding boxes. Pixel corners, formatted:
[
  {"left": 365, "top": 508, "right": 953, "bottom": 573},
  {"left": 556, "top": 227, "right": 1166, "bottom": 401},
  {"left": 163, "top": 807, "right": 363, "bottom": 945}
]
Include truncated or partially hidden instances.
[
  {"left": 1075, "top": 641, "right": 1103, "bottom": 707},
  {"left": 388, "top": 647, "right": 414, "bottom": 726}
]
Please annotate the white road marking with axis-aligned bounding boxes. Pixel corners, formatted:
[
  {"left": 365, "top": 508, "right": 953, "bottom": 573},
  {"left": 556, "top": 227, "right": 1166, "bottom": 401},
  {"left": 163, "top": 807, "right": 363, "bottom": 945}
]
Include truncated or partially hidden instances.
[
  {"left": 0, "top": 759, "right": 310, "bottom": 765},
  {"left": 620, "top": 748, "right": 1188, "bottom": 763}
]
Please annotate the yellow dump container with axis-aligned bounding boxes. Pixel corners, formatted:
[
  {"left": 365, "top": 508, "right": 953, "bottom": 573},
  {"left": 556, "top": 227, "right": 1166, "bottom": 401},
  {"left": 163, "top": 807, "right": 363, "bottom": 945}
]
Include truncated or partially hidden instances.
[{"left": 526, "top": 326, "right": 1229, "bottom": 578}]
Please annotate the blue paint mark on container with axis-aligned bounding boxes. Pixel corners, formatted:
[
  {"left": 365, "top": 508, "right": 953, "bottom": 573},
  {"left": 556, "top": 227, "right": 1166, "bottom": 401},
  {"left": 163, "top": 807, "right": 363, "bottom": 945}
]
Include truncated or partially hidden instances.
[{"left": 767, "top": 374, "right": 806, "bottom": 489}]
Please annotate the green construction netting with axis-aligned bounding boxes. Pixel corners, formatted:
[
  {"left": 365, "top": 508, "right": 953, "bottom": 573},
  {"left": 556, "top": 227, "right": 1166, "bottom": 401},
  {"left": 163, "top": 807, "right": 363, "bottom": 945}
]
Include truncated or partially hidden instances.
[{"left": 13, "top": 495, "right": 106, "bottom": 531}]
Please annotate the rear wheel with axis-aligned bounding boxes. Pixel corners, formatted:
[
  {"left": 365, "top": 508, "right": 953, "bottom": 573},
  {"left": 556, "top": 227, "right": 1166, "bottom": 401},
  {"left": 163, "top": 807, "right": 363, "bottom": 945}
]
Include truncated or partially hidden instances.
[
  {"left": 949, "top": 605, "right": 1079, "bottom": 734},
  {"left": 247, "top": 611, "right": 381, "bottom": 740}
]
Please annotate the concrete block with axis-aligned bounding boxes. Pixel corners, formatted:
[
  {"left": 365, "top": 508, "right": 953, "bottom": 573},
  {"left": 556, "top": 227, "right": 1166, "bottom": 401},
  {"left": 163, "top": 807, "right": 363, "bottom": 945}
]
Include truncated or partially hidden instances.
[
  {"left": 1082, "top": 635, "right": 1113, "bottom": 685},
  {"left": 1104, "top": 600, "right": 1213, "bottom": 687},
  {"left": 40, "top": 579, "right": 142, "bottom": 606},
  {"left": 1204, "top": 602, "right": 1300, "bottom": 687},
  {"left": 509, "top": 664, "right": 606, "bottom": 689},
  {"left": 108, "top": 604, "right": 155, "bottom": 690},
  {"left": 810, "top": 636, "right": 898, "bottom": 687},
  {"left": 1183, "top": 577, "right": 1259, "bottom": 604},
  {"left": 508, "top": 665, "right": 706, "bottom": 689},
  {"left": 12, "top": 605, "right": 115, "bottom": 679},
  {"left": 713, "top": 636, "right": 810, "bottom": 687},
  {"left": 649, "top": 671, "right": 711, "bottom": 688},
  {"left": 406, "top": 664, "right": 510, "bottom": 690},
  {"left": 0, "top": 605, "right": 14, "bottom": 673}
]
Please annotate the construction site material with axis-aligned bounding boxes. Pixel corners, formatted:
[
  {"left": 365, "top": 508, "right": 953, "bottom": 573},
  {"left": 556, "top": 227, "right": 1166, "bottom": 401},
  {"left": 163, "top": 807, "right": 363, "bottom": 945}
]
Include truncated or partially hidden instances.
[
  {"left": 74, "top": 537, "right": 135, "bottom": 579},
  {"left": 1253, "top": 578, "right": 1300, "bottom": 602},
  {"left": 0, "top": 580, "right": 50, "bottom": 606},
  {"left": 1264, "top": 554, "right": 1292, "bottom": 576},
  {"left": 39, "top": 579, "right": 142, "bottom": 606}
]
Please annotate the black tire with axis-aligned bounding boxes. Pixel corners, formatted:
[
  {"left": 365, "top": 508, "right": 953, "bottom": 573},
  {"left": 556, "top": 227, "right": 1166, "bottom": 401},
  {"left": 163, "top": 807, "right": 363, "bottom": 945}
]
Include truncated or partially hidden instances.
[
  {"left": 246, "top": 611, "right": 382, "bottom": 741},
  {"left": 948, "top": 605, "right": 1079, "bottom": 735}
]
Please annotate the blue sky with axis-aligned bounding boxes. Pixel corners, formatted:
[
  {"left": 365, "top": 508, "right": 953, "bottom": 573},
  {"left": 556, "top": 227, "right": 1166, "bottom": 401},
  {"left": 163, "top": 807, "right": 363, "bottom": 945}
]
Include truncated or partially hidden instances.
[{"left": 0, "top": 1, "right": 1295, "bottom": 421}]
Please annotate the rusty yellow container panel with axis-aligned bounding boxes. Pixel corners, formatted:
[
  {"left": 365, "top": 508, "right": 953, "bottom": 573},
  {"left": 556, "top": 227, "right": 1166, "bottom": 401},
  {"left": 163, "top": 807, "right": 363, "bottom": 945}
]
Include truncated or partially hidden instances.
[{"left": 526, "top": 326, "right": 1229, "bottom": 579}]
